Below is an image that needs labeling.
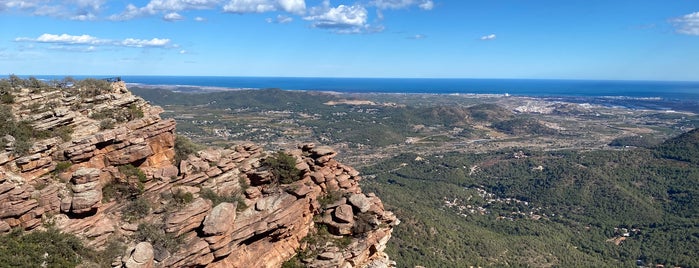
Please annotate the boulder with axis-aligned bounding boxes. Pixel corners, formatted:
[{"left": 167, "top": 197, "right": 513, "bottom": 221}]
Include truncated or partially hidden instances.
[
  {"left": 125, "top": 242, "right": 155, "bottom": 268},
  {"left": 349, "top": 194, "right": 372, "bottom": 213},
  {"left": 202, "top": 202, "right": 237, "bottom": 236},
  {"left": 333, "top": 204, "right": 355, "bottom": 224},
  {"left": 165, "top": 198, "right": 212, "bottom": 236}
]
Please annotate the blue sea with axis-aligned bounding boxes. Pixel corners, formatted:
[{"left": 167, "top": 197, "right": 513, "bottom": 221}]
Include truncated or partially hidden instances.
[
  {"left": 127, "top": 76, "right": 699, "bottom": 99},
  {"left": 28, "top": 75, "right": 699, "bottom": 111},
  {"left": 29, "top": 75, "right": 699, "bottom": 98}
]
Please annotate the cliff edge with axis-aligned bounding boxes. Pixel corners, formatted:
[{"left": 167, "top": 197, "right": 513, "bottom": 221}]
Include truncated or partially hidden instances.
[{"left": 0, "top": 77, "right": 398, "bottom": 267}]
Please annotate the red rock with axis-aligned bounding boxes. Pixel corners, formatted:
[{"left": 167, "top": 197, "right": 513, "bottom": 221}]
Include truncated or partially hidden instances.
[
  {"left": 333, "top": 204, "right": 355, "bottom": 224},
  {"left": 165, "top": 198, "right": 212, "bottom": 236},
  {"left": 202, "top": 202, "right": 237, "bottom": 236},
  {"left": 349, "top": 194, "right": 372, "bottom": 213},
  {"left": 125, "top": 242, "right": 154, "bottom": 268}
]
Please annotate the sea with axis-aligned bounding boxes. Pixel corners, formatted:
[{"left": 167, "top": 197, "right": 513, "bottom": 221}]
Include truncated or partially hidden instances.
[{"left": 28, "top": 75, "right": 699, "bottom": 112}]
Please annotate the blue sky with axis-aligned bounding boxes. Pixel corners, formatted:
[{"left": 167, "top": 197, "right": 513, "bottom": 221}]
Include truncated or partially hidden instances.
[{"left": 1, "top": 0, "right": 698, "bottom": 81}]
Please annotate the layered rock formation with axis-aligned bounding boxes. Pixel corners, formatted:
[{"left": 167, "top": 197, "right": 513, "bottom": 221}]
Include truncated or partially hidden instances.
[{"left": 0, "top": 79, "right": 398, "bottom": 267}]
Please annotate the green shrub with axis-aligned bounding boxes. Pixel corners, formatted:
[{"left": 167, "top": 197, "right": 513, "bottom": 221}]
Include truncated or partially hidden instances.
[
  {"left": 134, "top": 223, "right": 182, "bottom": 252},
  {"left": 172, "top": 189, "right": 194, "bottom": 206},
  {"left": 200, "top": 188, "right": 248, "bottom": 211},
  {"left": 95, "top": 236, "right": 127, "bottom": 267},
  {"left": 128, "top": 104, "right": 144, "bottom": 119},
  {"left": 53, "top": 125, "right": 73, "bottom": 141},
  {"left": 13, "top": 140, "right": 32, "bottom": 156},
  {"left": 0, "top": 93, "right": 13, "bottom": 104},
  {"left": 123, "top": 197, "right": 151, "bottom": 222},
  {"left": 0, "top": 103, "right": 52, "bottom": 156},
  {"left": 99, "top": 119, "right": 115, "bottom": 130},
  {"left": 318, "top": 190, "right": 343, "bottom": 207},
  {"left": 102, "top": 167, "right": 146, "bottom": 202},
  {"left": 102, "top": 180, "right": 143, "bottom": 202},
  {"left": 281, "top": 258, "right": 306, "bottom": 268},
  {"left": 174, "top": 135, "right": 202, "bottom": 165},
  {"left": 54, "top": 161, "right": 72, "bottom": 174},
  {"left": 91, "top": 105, "right": 143, "bottom": 126},
  {"left": 263, "top": 151, "right": 302, "bottom": 184},
  {"left": 294, "top": 224, "right": 353, "bottom": 263},
  {"left": 0, "top": 228, "right": 97, "bottom": 267},
  {"left": 118, "top": 164, "right": 148, "bottom": 183},
  {"left": 76, "top": 78, "right": 111, "bottom": 98}
]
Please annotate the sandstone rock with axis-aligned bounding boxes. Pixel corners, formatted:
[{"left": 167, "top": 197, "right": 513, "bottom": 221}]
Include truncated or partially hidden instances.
[
  {"left": 68, "top": 167, "right": 102, "bottom": 214},
  {"left": 318, "top": 251, "right": 341, "bottom": 260},
  {"left": 311, "top": 171, "right": 326, "bottom": 183},
  {"left": 0, "top": 220, "right": 10, "bottom": 233},
  {"left": 312, "top": 146, "right": 336, "bottom": 157},
  {"left": 349, "top": 194, "right": 372, "bottom": 213},
  {"left": 245, "top": 187, "right": 262, "bottom": 199},
  {"left": 165, "top": 198, "right": 212, "bottom": 236},
  {"left": 70, "top": 189, "right": 101, "bottom": 214},
  {"left": 84, "top": 217, "right": 115, "bottom": 239},
  {"left": 333, "top": 204, "right": 355, "bottom": 224},
  {"left": 125, "top": 242, "right": 155, "bottom": 268},
  {"left": 202, "top": 202, "right": 237, "bottom": 236},
  {"left": 71, "top": 167, "right": 101, "bottom": 184},
  {"left": 0, "top": 83, "right": 398, "bottom": 268}
]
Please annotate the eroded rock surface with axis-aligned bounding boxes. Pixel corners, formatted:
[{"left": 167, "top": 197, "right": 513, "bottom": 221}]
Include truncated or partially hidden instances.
[{"left": 0, "top": 81, "right": 397, "bottom": 268}]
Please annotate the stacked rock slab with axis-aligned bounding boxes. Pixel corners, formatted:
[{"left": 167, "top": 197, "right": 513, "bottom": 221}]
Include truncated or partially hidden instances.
[{"left": 0, "top": 81, "right": 398, "bottom": 268}]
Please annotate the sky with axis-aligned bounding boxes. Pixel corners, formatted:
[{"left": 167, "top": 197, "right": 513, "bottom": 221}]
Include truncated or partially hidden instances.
[{"left": 0, "top": 0, "right": 698, "bottom": 81}]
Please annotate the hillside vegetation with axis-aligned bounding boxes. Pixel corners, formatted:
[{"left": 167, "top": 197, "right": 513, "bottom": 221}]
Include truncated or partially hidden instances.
[
  {"left": 360, "top": 136, "right": 699, "bottom": 267},
  {"left": 127, "top": 84, "right": 699, "bottom": 267}
]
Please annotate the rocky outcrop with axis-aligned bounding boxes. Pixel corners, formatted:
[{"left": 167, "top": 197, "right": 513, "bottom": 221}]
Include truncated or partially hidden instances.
[
  {"left": 0, "top": 80, "right": 397, "bottom": 268},
  {"left": 125, "top": 242, "right": 155, "bottom": 268},
  {"left": 65, "top": 167, "right": 102, "bottom": 215}
]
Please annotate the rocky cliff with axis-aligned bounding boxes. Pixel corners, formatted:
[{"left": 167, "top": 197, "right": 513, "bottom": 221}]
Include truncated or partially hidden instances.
[{"left": 0, "top": 78, "right": 398, "bottom": 267}]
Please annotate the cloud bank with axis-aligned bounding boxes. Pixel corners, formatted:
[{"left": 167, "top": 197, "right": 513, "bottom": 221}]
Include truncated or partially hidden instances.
[
  {"left": 15, "top": 33, "right": 175, "bottom": 50},
  {"left": 2, "top": 0, "right": 436, "bottom": 34}
]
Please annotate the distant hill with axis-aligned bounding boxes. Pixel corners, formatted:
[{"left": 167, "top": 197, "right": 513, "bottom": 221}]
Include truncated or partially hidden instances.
[
  {"left": 655, "top": 128, "right": 699, "bottom": 164},
  {"left": 130, "top": 87, "right": 337, "bottom": 111},
  {"left": 466, "top": 103, "right": 513, "bottom": 122},
  {"left": 491, "top": 117, "right": 558, "bottom": 136}
]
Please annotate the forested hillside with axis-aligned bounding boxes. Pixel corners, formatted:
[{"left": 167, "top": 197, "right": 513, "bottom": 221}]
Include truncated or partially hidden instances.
[{"left": 361, "top": 140, "right": 699, "bottom": 267}]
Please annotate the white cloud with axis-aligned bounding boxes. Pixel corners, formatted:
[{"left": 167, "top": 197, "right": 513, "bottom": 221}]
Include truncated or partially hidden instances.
[
  {"left": 1, "top": 0, "right": 104, "bottom": 20},
  {"left": 304, "top": 4, "right": 369, "bottom": 33},
  {"left": 418, "top": 0, "right": 433, "bottom": 10},
  {"left": 222, "top": 0, "right": 304, "bottom": 14},
  {"left": 15, "top": 33, "right": 174, "bottom": 49},
  {"left": 371, "top": 0, "right": 434, "bottom": 10},
  {"left": 480, "top": 34, "right": 496, "bottom": 40},
  {"left": 121, "top": 38, "right": 171, "bottom": 47},
  {"left": 267, "top": 14, "right": 293, "bottom": 23},
  {"left": 143, "top": 0, "right": 221, "bottom": 12},
  {"left": 194, "top": 16, "right": 206, "bottom": 21},
  {"left": 1, "top": 1, "right": 41, "bottom": 10},
  {"left": 108, "top": 3, "right": 141, "bottom": 20},
  {"left": 46, "top": 45, "right": 98, "bottom": 52},
  {"left": 109, "top": 0, "right": 221, "bottom": 20},
  {"left": 277, "top": 0, "right": 304, "bottom": 14},
  {"left": 70, "top": 12, "right": 97, "bottom": 21},
  {"left": 163, "top": 12, "right": 184, "bottom": 21},
  {"left": 30, "top": 33, "right": 106, "bottom": 44},
  {"left": 408, "top": 34, "right": 425, "bottom": 39},
  {"left": 673, "top": 11, "right": 699, "bottom": 36},
  {"left": 223, "top": 0, "right": 275, "bottom": 13}
]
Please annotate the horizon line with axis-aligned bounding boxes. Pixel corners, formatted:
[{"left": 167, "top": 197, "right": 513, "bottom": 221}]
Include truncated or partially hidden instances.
[{"left": 9, "top": 74, "right": 699, "bottom": 83}]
